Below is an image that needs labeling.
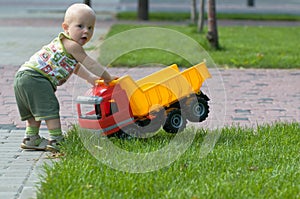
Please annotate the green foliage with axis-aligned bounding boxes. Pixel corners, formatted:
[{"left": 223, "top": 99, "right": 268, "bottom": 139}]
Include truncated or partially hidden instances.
[
  {"left": 37, "top": 123, "right": 300, "bottom": 199},
  {"left": 100, "top": 24, "right": 300, "bottom": 69}
]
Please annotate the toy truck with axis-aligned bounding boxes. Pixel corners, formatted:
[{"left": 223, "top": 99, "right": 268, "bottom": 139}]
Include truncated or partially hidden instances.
[{"left": 76, "top": 61, "right": 211, "bottom": 138}]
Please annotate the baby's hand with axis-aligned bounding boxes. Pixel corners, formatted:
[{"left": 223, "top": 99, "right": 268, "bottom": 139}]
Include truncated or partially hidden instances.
[
  {"left": 104, "top": 75, "right": 118, "bottom": 84},
  {"left": 88, "top": 76, "right": 99, "bottom": 85}
]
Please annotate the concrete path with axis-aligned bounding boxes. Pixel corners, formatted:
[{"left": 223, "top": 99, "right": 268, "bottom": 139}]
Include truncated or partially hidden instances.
[{"left": 0, "top": 2, "right": 299, "bottom": 199}]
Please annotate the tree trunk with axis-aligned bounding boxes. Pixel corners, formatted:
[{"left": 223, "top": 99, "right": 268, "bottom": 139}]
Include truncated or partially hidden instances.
[
  {"left": 247, "top": 0, "right": 255, "bottom": 7},
  {"left": 206, "top": 0, "right": 219, "bottom": 49},
  {"left": 138, "top": 0, "right": 149, "bottom": 20},
  {"left": 197, "top": 0, "right": 205, "bottom": 32},
  {"left": 191, "top": 0, "right": 197, "bottom": 24},
  {"left": 84, "top": 0, "right": 91, "bottom": 7}
]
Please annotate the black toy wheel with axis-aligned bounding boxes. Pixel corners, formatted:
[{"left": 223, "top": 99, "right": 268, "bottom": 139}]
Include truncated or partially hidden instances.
[
  {"left": 185, "top": 97, "right": 209, "bottom": 122},
  {"left": 117, "top": 124, "right": 141, "bottom": 139},
  {"left": 137, "top": 111, "right": 164, "bottom": 133},
  {"left": 163, "top": 109, "right": 187, "bottom": 133}
]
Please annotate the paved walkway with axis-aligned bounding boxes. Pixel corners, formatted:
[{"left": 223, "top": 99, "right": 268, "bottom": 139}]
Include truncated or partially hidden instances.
[
  {"left": 0, "top": 4, "right": 300, "bottom": 199},
  {"left": 0, "top": 15, "right": 117, "bottom": 199}
]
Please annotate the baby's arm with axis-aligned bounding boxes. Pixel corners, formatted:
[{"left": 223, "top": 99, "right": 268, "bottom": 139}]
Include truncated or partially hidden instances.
[
  {"left": 80, "top": 55, "right": 112, "bottom": 83},
  {"left": 74, "top": 63, "right": 99, "bottom": 85},
  {"left": 62, "top": 38, "right": 113, "bottom": 82}
]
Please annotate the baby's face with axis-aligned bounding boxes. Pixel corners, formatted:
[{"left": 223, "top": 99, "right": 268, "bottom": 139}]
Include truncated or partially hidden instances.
[{"left": 66, "top": 12, "right": 95, "bottom": 46}]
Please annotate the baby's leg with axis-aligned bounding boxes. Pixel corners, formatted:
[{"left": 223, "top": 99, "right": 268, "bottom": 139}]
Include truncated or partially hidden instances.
[
  {"left": 45, "top": 118, "right": 64, "bottom": 152},
  {"left": 45, "top": 118, "right": 63, "bottom": 138},
  {"left": 26, "top": 117, "right": 41, "bottom": 135},
  {"left": 21, "top": 118, "right": 48, "bottom": 150},
  {"left": 45, "top": 118, "right": 61, "bottom": 131}
]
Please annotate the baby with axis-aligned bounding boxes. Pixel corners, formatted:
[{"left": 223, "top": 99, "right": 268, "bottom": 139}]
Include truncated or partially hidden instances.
[{"left": 13, "top": 3, "right": 114, "bottom": 152}]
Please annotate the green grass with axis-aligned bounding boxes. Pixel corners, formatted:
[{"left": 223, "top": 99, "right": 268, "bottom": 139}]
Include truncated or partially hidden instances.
[
  {"left": 99, "top": 24, "right": 300, "bottom": 69},
  {"left": 217, "top": 13, "right": 300, "bottom": 21},
  {"left": 37, "top": 123, "right": 300, "bottom": 199},
  {"left": 117, "top": 11, "right": 300, "bottom": 22}
]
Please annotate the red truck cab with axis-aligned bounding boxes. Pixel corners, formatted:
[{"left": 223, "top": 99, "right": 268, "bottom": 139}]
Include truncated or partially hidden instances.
[{"left": 77, "top": 81, "right": 135, "bottom": 136}]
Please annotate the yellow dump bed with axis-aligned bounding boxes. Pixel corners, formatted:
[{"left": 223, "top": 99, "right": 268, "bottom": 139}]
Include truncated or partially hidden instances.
[{"left": 115, "top": 62, "right": 211, "bottom": 117}]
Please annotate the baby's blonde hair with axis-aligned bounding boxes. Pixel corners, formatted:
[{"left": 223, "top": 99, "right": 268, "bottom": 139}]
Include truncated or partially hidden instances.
[{"left": 64, "top": 3, "right": 95, "bottom": 24}]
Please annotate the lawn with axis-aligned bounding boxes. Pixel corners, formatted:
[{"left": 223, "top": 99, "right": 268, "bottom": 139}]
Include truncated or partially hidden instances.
[
  {"left": 99, "top": 24, "right": 300, "bottom": 69},
  {"left": 117, "top": 12, "right": 300, "bottom": 22},
  {"left": 37, "top": 123, "right": 300, "bottom": 198}
]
